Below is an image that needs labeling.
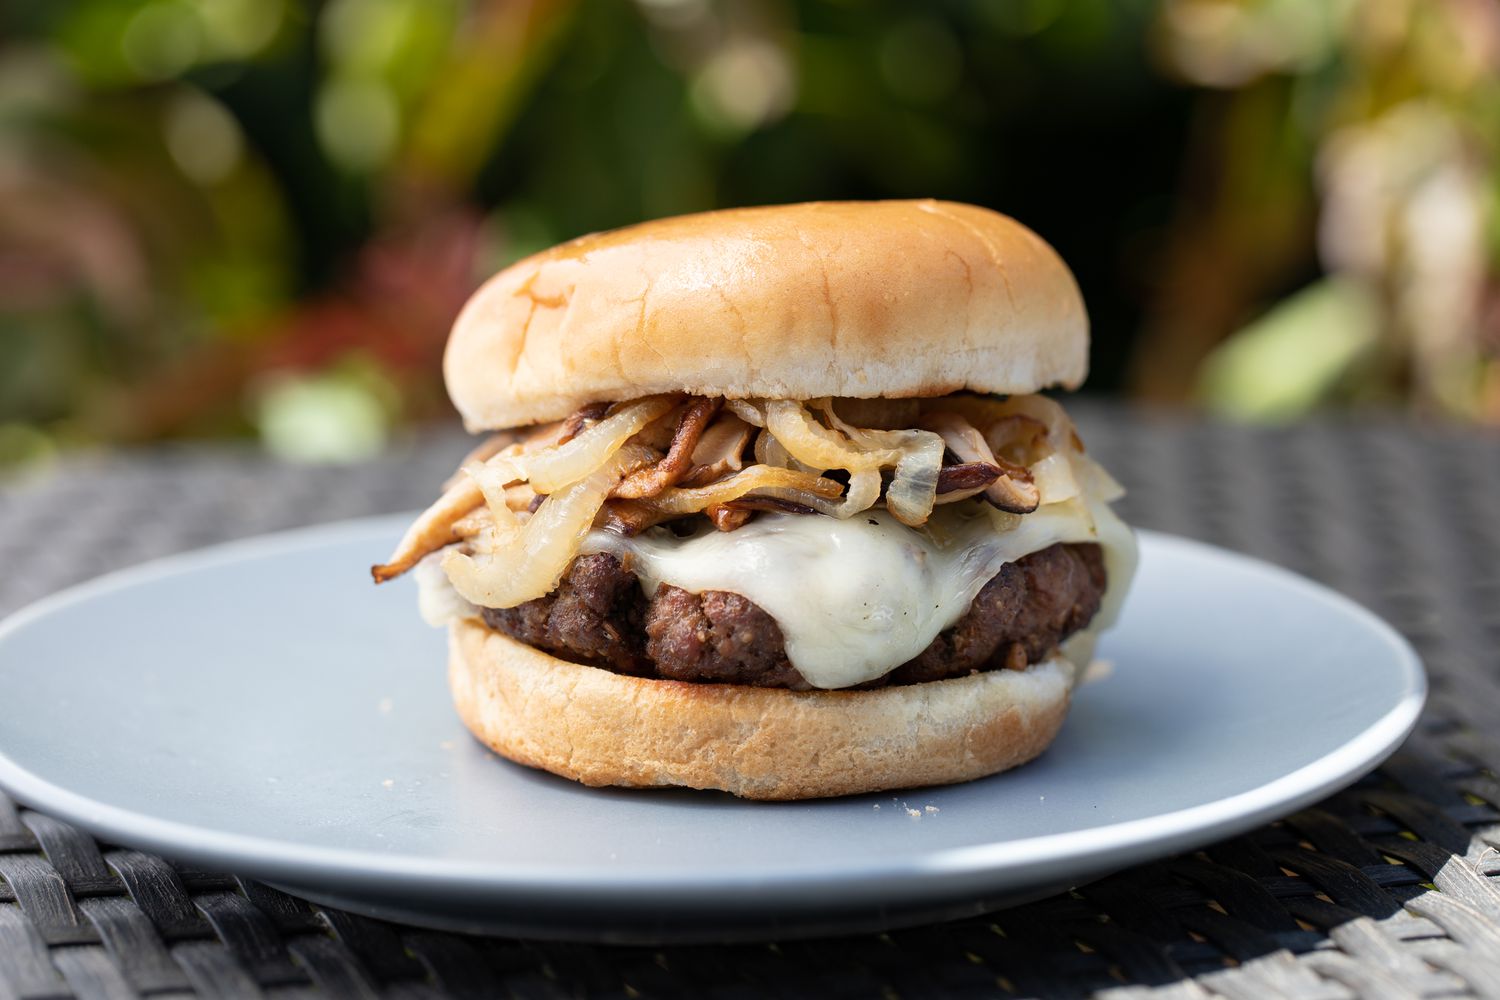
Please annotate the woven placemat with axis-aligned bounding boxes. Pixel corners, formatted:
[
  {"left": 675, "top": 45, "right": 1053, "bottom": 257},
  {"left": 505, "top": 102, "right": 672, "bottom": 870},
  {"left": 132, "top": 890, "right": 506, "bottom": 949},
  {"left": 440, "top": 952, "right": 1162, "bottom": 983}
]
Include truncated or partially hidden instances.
[{"left": 2, "top": 404, "right": 1499, "bottom": 999}]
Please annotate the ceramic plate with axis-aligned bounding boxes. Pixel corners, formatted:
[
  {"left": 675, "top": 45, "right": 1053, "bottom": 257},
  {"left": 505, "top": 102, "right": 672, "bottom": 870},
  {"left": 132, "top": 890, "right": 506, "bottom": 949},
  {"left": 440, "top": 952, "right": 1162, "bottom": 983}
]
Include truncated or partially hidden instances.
[{"left": 0, "top": 517, "right": 1424, "bottom": 942}]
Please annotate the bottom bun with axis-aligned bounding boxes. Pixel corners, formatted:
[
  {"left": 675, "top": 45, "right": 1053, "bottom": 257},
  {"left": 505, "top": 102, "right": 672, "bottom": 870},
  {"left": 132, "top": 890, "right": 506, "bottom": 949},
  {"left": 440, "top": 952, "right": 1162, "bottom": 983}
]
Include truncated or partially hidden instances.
[{"left": 448, "top": 619, "right": 1077, "bottom": 800}]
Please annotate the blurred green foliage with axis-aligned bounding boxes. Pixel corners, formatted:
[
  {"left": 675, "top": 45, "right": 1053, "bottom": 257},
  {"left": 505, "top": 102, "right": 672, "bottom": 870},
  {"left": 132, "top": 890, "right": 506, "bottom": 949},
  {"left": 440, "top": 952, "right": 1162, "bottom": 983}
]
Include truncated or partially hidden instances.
[
  {"left": 1154, "top": 0, "right": 1500, "bottom": 424},
  {"left": 0, "top": 0, "right": 1496, "bottom": 469}
]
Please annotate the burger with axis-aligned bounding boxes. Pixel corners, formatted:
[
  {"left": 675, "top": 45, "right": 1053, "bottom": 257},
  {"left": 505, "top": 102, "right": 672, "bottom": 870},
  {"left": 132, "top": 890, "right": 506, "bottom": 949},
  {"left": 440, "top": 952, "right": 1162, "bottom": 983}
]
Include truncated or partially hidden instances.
[{"left": 373, "top": 199, "right": 1136, "bottom": 800}]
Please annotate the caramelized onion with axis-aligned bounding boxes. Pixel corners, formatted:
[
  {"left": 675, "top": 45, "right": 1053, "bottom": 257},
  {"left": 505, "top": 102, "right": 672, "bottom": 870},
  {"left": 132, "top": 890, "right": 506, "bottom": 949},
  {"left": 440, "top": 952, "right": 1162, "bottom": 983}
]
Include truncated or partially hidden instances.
[
  {"left": 644, "top": 465, "right": 844, "bottom": 515},
  {"left": 834, "top": 467, "right": 884, "bottom": 516},
  {"left": 394, "top": 391, "right": 1102, "bottom": 607},
  {"left": 557, "top": 401, "right": 611, "bottom": 444},
  {"left": 754, "top": 400, "right": 947, "bottom": 522},
  {"left": 764, "top": 399, "right": 882, "bottom": 471},
  {"left": 985, "top": 414, "right": 1049, "bottom": 461},
  {"left": 612, "top": 397, "right": 721, "bottom": 499},
  {"left": 998, "top": 394, "right": 1077, "bottom": 449},
  {"left": 441, "top": 433, "right": 521, "bottom": 490},
  {"left": 918, "top": 396, "right": 1057, "bottom": 462},
  {"left": 745, "top": 468, "right": 881, "bottom": 518},
  {"left": 724, "top": 399, "right": 766, "bottom": 426},
  {"left": 919, "top": 411, "right": 1040, "bottom": 514},
  {"left": 443, "top": 444, "right": 653, "bottom": 608},
  {"left": 451, "top": 504, "right": 493, "bottom": 539},
  {"left": 818, "top": 403, "right": 945, "bottom": 525},
  {"left": 1027, "top": 452, "right": 1080, "bottom": 505},
  {"left": 371, "top": 477, "right": 482, "bottom": 583},
  {"left": 489, "top": 394, "right": 677, "bottom": 494},
  {"left": 883, "top": 439, "right": 944, "bottom": 525},
  {"left": 678, "top": 414, "right": 753, "bottom": 487},
  {"left": 753, "top": 425, "right": 819, "bottom": 475}
]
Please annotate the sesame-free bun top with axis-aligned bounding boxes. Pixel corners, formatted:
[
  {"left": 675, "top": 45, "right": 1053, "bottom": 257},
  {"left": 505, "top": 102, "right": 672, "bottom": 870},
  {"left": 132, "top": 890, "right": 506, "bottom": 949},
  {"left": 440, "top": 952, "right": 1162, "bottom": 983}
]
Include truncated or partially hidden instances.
[{"left": 445, "top": 200, "right": 1088, "bottom": 430}]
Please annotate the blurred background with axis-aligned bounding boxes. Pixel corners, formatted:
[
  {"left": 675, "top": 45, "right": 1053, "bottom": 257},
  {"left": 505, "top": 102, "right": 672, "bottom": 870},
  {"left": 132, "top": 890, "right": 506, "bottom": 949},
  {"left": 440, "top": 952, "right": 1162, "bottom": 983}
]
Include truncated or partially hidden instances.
[{"left": 2, "top": 0, "right": 1497, "bottom": 469}]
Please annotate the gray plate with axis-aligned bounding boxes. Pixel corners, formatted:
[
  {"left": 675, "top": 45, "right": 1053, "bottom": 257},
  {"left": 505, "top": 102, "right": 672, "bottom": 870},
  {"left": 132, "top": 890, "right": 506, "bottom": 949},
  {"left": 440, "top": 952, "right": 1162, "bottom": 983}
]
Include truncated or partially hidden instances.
[{"left": 0, "top": 517, "right": 1425, "bottom": 942}]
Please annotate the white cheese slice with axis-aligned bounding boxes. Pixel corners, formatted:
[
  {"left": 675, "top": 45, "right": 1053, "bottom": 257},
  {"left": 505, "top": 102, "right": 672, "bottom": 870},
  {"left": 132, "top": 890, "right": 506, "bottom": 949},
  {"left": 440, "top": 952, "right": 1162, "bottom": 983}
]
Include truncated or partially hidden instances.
[
  {"left": 418, "top": 450, "right": 1139, "bottom": 690},
  {"left": 414, "top": 553, "right": 481, "bottom": 627},
  {"left": 585, "top": 488, "right": 1134, "bottom": 690}
]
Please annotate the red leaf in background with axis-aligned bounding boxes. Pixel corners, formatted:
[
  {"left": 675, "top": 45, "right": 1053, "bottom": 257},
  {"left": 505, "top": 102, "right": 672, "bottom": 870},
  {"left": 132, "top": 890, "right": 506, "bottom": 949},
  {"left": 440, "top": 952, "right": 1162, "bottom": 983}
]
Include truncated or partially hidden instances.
[{"left": 110, "top": 205, "right": 486, "bottom": 440}]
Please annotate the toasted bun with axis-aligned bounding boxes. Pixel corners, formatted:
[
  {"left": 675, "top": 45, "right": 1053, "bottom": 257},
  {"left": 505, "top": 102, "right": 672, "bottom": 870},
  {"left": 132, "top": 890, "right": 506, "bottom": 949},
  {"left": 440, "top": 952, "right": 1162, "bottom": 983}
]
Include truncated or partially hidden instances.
[
  {"left": 448, "top": 619, "right": 1075, "bottom": 800},
  {"left": 445, "top": 200, "right": 1087, "bottom": 430}
]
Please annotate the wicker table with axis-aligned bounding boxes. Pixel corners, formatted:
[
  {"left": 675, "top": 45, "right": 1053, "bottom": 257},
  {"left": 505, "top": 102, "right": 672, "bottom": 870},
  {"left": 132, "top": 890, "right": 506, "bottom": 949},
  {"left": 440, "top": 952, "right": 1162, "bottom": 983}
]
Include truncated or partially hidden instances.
[{"left": 3, "top": 405, "right": 1500, "bottom": 999}]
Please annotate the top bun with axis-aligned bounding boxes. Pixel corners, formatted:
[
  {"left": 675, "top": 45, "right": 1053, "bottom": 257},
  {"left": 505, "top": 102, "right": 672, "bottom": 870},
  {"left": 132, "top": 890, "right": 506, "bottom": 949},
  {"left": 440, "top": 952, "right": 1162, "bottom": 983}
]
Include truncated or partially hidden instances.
[{"left": 445, "top": 200, "right": 1088, "bottom": 430}]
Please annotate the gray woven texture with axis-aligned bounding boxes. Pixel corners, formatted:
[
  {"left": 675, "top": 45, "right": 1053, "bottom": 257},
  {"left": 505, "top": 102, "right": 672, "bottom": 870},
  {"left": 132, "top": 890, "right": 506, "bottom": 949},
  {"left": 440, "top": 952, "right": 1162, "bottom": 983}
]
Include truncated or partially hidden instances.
[{"left": 2, "top": 404, "right": 1499, "bottom": 999}]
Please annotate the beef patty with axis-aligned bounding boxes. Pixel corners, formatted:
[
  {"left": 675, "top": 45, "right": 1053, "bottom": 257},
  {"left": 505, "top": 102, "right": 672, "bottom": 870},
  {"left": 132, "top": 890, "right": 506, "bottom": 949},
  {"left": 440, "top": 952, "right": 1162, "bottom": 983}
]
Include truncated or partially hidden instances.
[{"left": 480, "top": 543, "right": 1105, "bottom": 690}]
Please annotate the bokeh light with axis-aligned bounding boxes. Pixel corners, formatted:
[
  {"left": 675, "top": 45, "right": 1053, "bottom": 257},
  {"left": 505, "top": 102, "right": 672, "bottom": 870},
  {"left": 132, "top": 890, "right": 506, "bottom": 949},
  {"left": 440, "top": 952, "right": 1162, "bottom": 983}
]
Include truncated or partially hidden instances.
[{"left": 1, "top": 0, "right": 1496, "bottom": 471}]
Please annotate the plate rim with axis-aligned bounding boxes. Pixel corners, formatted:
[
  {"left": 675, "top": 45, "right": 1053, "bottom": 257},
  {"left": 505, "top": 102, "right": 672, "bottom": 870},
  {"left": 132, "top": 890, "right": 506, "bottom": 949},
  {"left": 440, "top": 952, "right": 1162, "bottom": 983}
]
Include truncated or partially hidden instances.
[{"left": 0, "top": 515, "right": 1427, "bottom": 906}]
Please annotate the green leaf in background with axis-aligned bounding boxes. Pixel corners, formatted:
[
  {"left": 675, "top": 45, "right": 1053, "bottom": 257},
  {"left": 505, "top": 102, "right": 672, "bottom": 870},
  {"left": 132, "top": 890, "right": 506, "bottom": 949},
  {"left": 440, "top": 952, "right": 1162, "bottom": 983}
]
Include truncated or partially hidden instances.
[
  {"left": 251, "top": 357, "right": 398, "bottom": 464},
  {"left": 1197, "top": 278, "right": 1380, "bottom": 422},
  {"left": 4, "top": 0, "right": 1499, "bottom": 471}
]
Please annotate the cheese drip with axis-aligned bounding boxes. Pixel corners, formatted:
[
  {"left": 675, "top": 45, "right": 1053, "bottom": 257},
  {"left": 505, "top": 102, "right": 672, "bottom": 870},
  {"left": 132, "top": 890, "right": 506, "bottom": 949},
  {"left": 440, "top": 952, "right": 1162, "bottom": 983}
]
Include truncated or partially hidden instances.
[
  {"left": 413, "top": 439, "right": 1139, "bottom": 690},
  {"left": 584, "top": 493, "right": 1133, "bottom": 690}
]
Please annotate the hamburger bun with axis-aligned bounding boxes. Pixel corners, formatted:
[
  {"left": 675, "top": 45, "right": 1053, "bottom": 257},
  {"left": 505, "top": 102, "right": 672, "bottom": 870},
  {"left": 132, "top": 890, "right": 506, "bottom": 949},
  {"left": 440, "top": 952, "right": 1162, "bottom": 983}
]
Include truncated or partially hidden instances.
[
  {"left": 448, "top": 618, "right": 1077, "bottom": 800},
  {"left": 445, "top": 200, "right": 1087, "bottom": 430}
]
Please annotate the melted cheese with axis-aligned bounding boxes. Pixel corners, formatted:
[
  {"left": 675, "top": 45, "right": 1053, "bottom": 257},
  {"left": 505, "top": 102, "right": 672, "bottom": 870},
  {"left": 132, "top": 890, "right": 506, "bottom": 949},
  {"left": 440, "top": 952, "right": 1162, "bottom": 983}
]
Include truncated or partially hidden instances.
[
  {"left": 416, "top": 450, "right": 1139, "bottom": 690},
  {"left": 414, "top": 553, "right": 480, "bottom": 627},
  {"left": 584, "top": 491, "right": 1134, "bottom": 690}
]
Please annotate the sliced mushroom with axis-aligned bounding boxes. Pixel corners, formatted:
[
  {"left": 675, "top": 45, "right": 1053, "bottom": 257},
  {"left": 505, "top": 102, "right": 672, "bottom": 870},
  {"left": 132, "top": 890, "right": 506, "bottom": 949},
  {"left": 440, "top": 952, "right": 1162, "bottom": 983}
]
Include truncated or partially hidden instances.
[
  {"left": 722, "top": 495, "right": 821, "bottom": 515},
  {"left": 442, "top": 409, "right": 597, "bottom": 491},
  {"left": 376, "top": 471, "right": 547, "bottom": 581},
  {"left": 611, "top": 397, "right": 722, "bottom": 499},
  {"left": 557, "top": 401, "right": 612, "bottom": 444},
  {"left": 372, "top": 476, "right": 484, "bottom": 583},
  {"left": 608, "top": 393, "right": 689, "bottom": 453},
  {"left": 982, "top": 457, "right": 1042, "bottom": 514},
  {"left": 919, "top": 412, "right": 1040, "bottom": 514},
  {"left": 936, "top": 462, "right": 1002, "bottom": 493},
  {"left": 677, "top": 414, "right": 754, "bottom": 487},
  {"left": 597, "top": 499, "right": 676, "bottom": 537}
]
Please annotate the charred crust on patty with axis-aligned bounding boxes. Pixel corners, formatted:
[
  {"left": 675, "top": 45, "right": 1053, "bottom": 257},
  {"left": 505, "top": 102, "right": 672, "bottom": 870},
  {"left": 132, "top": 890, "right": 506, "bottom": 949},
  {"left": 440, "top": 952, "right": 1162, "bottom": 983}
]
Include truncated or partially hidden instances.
[{"left": 479, "top": 543, "right": 1105, "bottom": 689}]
